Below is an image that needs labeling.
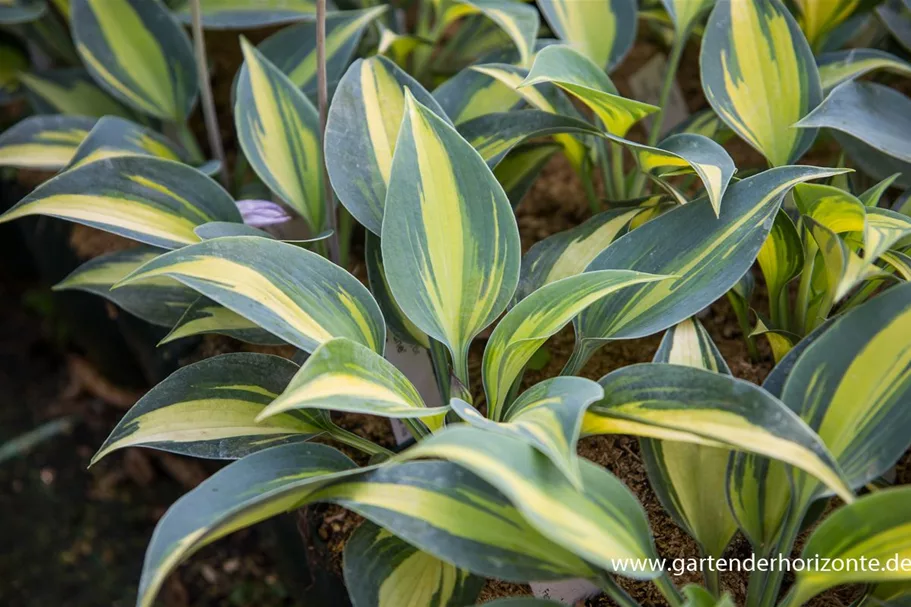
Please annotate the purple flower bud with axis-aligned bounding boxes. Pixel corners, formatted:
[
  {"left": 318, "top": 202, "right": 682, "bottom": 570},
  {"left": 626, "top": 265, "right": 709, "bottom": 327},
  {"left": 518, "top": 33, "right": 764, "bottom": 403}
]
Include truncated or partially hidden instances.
[{"left": 235, "top": 199, "right": 292, "bottom": 228}]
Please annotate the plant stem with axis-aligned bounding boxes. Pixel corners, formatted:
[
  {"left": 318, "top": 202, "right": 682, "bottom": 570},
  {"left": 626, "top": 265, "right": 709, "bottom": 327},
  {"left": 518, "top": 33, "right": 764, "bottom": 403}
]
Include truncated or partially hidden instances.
[
  {"left": 704, "top": 565, "right": 721, "bottom": 599},
  {"left": 648, "top": 35, "right": 687, "bottom": 147},
  {"left": 560, "top": 339, "right": 600, "bottom": 377},
  {"left": 631, "top": 32, "right": 687, "bottom": 197},
  {"left": 756, "top": 507, "right": 807, "bottom": 607},
  {"left": 174, "top": 121, "right": 205, "bottom": 164},
  {"left": 189, "top": 0, "right": 230, "bottom": 189},
  {"left": 598, "top": 138, "right": 617, "bottom": 201},
  {"left": 428, "top": 338, "right": 451, "bottom": 407},
  {"left": 581, "top": 160, "right": 601, "bottom": 213},
  {"left": 655, "top": 572, "right": 685, "bottom": 607},
  {"left": 596, "top": 573, "right": 641, "bottom": 607},
  {"left": 611, "top": 143, "right": 627, "bottom": 200},
  {"left": 794, "top": 238, "right": 818, "bottom": 335},
  {"left": 316, "top": 0, "right": 341, "bottom": 265},
  {"left": 330, "top": 425, "right": 394, "bottom": 457}
]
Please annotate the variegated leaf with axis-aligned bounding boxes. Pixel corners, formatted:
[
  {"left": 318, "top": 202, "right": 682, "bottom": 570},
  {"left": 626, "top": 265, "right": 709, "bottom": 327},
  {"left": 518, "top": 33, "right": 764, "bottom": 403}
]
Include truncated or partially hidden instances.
[
  {"left": 783, "top": 282, "right": 911, "bottom": 507},
  {"left": 786, "top": 486, "right": 911, "bottom": 607},
  {"left": 54, "top": 246, "right": 196, "bottom": 327},
  {"left": 859, "top": 174, "right": 900, "bottom": 208},
  {"left": 19, "top": 68, "right": 131, "bottom": 117},
  {"left": 402, "top": 426, "right": 661, "bottom": 577},
  {"left": 701, "top": 0, "right": 821, "bottom": 166},
  {"left": 441, "top": 0, "right": 539, "bottom": 68},
  {"left": 483, "top": 270, "right": 668, "bottom": 420},
  {"left": 377, "top": 24, "right": 428, "bottom": 68},
  {"left": 806, "top": 217, "right": 879, "bottom": 311},
  {"left": 521, "top": 45, "right": 659, "bottom": 137},
  {"left": 325, "top": 56, "right": 449, "bottom": 236},
  {"left": 452, "top": 377, "right": 603, "bottom": 487},
  {"left": 433, "top": 64, "right": 524, "bottom": 126},
  {"left": 734, "top": 283, "right": 911, "bottom": 552},
  {"left": 138, "top": 447, "right": 595, "bottom": 607},
  {"left": 864, "top": 207, "right": 911, "bottom": 260},
  {"left": 93, "top": 353, "right": 328, "bottom": 463},
  {"left": 160, "top": 296, "right": 285, "bottom": 346},
  {"left": 344, "top": 520, "right": 483, "bottom": 607},
  {"left": 236, "top": 38, "right": 324, "bottom": 232},
  {"left": 605, "top": 132, "right": 735, "bottom": 215},
  {"left": 570, "top": 166, "right": 846, "bottom": 372},
  {"left": 537, "top": 0, "right": 637, "bottom": 71},
  {"left": 585, "top": 363, "right": 854, "bottom": 503},
  {"left": 641, "top": 318, "right": 736, "bottom": 559},
  {"left": 365, "top": 232, "right": 430, "bottom": 349},
  {"left": 726, "top": 320, "right": 832, "bottom": 551},
  {"left": 660, "top": 0, "right": 714, "bottom": 35},
  {"left": 458, "top": 110, "right": 600, "bottom": 167},
  {"left": 71, "top": 0, "right": 198, "bottom": 121},
  {"left": 170, "top": 0, "right": 316, "bottom": 28},
  {"left": 0, "top": 114, "right": 94, "bottom": 170},
  {"left": 517, "top": 207, "right": 640, "bottom": 299},
  {"left": 257, "top": 6, "right": 387, "bottom": 96},
  {"left": 493, "top": 142, "right": 562, "bottom": 208},
  {"left": 382, "top": 92, "right": 520, "bottom": 385},
  {"left": 793, "top": 0, "right": 862, "bottom": 52},
  {"left": 757, "top": 209, "right": 803, "bottom": 327},
  {"left": 0, "top": 0, "right": 46, "bottom": 24},
  {"left": 194, "top": 222, "right": 275, "bottom": 240},
  {"left": 796, "top": 81, "right": 911, "bottom": 165},
  {"left": 117, "top": 236, "right": 385, "bottom": 354},
  {"left": 750, "top": 315, "right": 798, "bottom": 363},
  {"left": 470, "top": 62, "right": 590, "bottom": 169},
  {"left": 0, "top": 156, "right": 240, "bottom": 249},
  {"left": 882, "top": 249, "right": 911, "bottom": 280},
  {"left": 817, "top": 49, "right": 911, "bottom": 92},
  {"left": 257, "top": 337, "right": 448, "bottom": 432},
  {"left": 794, "top": 182, "right": 865, "bottom": 233},
  {"left": 68, "top": 115, "right": 185, "bottom": 169}
]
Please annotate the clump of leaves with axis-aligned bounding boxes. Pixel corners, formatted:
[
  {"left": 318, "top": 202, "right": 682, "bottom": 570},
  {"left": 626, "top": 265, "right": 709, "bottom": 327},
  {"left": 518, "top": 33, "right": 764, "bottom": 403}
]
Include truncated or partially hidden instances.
[{"left": 2, "top": 1, "right": 911, "bottom": 607}]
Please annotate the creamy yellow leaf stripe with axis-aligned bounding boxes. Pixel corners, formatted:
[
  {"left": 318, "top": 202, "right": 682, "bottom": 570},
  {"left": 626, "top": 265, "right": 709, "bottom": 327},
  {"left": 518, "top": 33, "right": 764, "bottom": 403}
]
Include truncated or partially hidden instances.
[
  {"left": 71, "top": 0, "right": 197, "bottom": 120},
  {"left": 483, "top": 269, "right": 668, "bottom": 420},
  {"left": 641, "top": 319, "right": 738, "bottom": 559},
  {"left": 538, "top": 0, "right": 637, "bottom": 70},
  {"left": 522, "top": 45, "right": 658, "bottom": 138},
  {"left": 0, "top": 114, "right": 94, "bottom": 170},
  {"left": 381, "top": 91, "right": 520, "bottom": 385},
  {"left": 54, "top": 245, "right": 197, "bottom": 327},
  {"left": 701, "top": 0, "right": 821, "bottom": 166},
  {"left": 0, "top": 156, "right": 240, "bottom": 249},
  {"left": 585, "top": 363, "right": 854, "bottom": 503},
  {"left": 92, "top": 353, "right": 329, "bottom": 464},
  {"left": 258, "top": 338, "right": 448, "bottom": 436},
  {"left": 326, "top": 56, "right": 450, "bottom": 236},
  {"left": 115, "top": 236, "right": 386, "bottom": 354},
  {"left": 68, "top": 115, "right": 184, "bottom": 169},
  {"left": 138, "top": 448, "right": 595, "bottom": 607},
  {"left": 236, "top": 38, "right": 324, "bottom": 231},
  {"left": 344, "top": 520, "right": 483, "bottom": 607},
  {"left": 160, "top": 296, "right": 286, "bottom": 346},
  {"left": 452, "top": 377, "right": 603, "bottom": 487}
]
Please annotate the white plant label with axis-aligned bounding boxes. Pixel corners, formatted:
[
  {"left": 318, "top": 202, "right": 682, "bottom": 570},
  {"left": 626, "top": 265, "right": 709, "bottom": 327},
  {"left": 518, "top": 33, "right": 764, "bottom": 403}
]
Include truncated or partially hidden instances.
[
  {"left": 530, "top": 579, "right": 601, "bottom": 604},
  {"left": 384, "top": 335, "right": 442, "bottom": 445}
]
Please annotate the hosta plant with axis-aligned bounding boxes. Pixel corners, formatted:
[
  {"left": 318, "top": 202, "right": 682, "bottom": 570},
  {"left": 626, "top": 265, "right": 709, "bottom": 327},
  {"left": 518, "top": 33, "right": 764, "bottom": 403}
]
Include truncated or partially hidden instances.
[{"left": 2, "top": 1, "right": 911, "bottom": 607}]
